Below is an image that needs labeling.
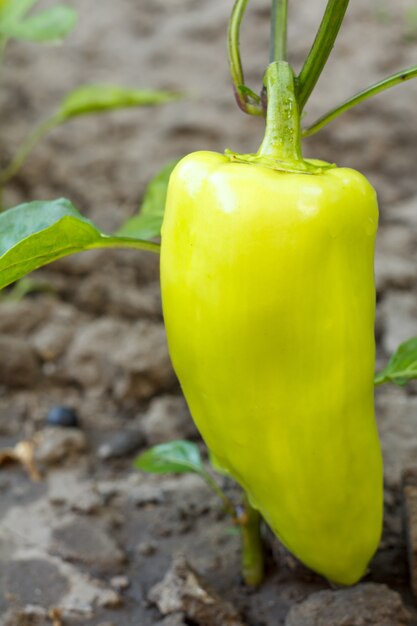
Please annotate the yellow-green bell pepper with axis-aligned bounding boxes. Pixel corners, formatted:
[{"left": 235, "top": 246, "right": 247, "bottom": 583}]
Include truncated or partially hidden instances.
[{"left": 160, "top": 149, "right": 383, "bottom": 586}]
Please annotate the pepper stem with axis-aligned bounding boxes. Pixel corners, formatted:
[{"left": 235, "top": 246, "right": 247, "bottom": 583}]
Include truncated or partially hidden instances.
[
  {"left": 225, "top": 61, "right": 334, "bottom": 173},
  {"left": 257, "top": 61, "right": 303, "bottom": 164}
]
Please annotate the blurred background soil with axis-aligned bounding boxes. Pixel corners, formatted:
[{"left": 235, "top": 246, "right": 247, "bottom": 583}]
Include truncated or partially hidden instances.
[{"left": 0, "top": 0, "right": 416, "bottom": 624}]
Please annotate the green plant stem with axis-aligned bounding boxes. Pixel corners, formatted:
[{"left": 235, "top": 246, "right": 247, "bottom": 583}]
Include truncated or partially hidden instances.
[
  {"left": 227, "top": 61, "right": 332, "bottom": 173},
  {"left": 257, "top": 61, "right": 304, "bottom": 165},
  {"left": 374, "top": 373, "right": 412, "bottom": 386},
  {"left": 0, "top": 114, "right": 62, "bottom": 186},
  {"left": 270, "top": 0, "right": 288, "bottom": 63},
  {"left": 302, "top": 65, "right": 417, "bottom": 137},
  {"left": 228, "top": 0, "right": 263, "bottom": 116},
  {"left": 237, "top": 496, "right": 264, "bottom": 587},
  {"left": 88, "top": 237, "right": 160, "bottom": 254},
  {"left": 203, "top": 472, "right": 264, "bottom": 586},
  {"left": 297, "top": 0, "right": 350, "bottom": 111}
]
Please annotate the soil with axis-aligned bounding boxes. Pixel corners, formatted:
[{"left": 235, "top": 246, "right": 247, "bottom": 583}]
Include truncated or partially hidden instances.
[{"left": 0, "top": 0, "right": 417, "bottom": 624}]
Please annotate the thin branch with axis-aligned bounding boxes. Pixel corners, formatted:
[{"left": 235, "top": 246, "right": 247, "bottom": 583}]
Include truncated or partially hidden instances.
[
  {"left": 228, "top": 0, "right": 263, "bottom": 115},
  {"left": 270, "top": 0, "right": 288, "bottom": 63},
  {"left": 297, "top": 0, "right": 350, "bottom": 111},
  {"left": 302, "top": 65, "right": 417, "bottom": 137},
  {"left": 89, "top": 237, "right": 161, "bottom": 254}
]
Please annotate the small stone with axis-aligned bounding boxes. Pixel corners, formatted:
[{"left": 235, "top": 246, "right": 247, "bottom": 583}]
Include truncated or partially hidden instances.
[
  {"left": 34, "top": 427, "right": 87, "bottom": 465},
  {"left": 141, "top": 395, "right": 198, "bottom": 445},
  {"left": 0, "top": 335, "right": 40, "bottom": 387},
  {"left": 285, "top": 583, "right": 410, "bottom": 626},
  {"left": 46, "top": 406, "right": 79, "bottom": 428},
  {"left": 97, "top": 429, "right": 144, "bottom": 460},
  {"left": 137, "top": 540, "right": 157, "bottom": 556},
  {"left": 148, "top": 554, "right": 246, "bottom": 626},
  {"left": 110, "top": 575, "right": 130, "bottom": 590}
]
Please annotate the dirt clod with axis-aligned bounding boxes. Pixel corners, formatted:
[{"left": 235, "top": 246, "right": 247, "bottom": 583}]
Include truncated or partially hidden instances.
[
  {"left": 148, "top": 554, "right": 247, "bottom": 626},
  {"left": 285, "top": 583, "right": 410, "bottom": 626}
]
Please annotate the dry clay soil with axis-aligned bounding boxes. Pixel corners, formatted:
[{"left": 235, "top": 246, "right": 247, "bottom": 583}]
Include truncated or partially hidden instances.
[{"left": 0, "top": 0, "right": 417, "bottom": 624}]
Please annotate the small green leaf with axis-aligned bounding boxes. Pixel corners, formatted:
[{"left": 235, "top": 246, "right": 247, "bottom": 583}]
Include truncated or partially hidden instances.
[
  {"left": 375, "top": 336, "right": 417, "bottom": 386},
  {"left": 0, "top": 198, "right": 159, "bottom": 290},
  {"left": 117, "top": 159, "right": 180, "bottom": 240},
  {"left": 0, "top": 4, "right": 76, "bottom": 43},
  {"left": 135, "top": 440, "right": 204, "bottom": 475},
  {"left": 57, "top": 85, "right": 181, "bottom": 120}
]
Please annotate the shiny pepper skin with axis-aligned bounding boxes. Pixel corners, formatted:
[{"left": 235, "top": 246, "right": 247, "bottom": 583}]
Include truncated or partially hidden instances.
[{"left": 160, "top": 150, "right": 383, "bottom": 586}]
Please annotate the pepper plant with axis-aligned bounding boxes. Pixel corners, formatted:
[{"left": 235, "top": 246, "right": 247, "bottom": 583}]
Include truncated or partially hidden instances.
[{"left": 1, "top": 0, "right": 417, "bottom": 588}]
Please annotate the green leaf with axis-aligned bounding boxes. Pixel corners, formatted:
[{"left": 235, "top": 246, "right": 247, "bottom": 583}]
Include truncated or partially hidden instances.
[
  {"left": 0, "top": 198, "right": 159, "bottom": 290},
  {"left": 57, "top": 85, "right": 181, "bottom": 120},
  {"left": 3, "top": 6, "right": 76, "bottom": 42},
  {"left": 117, "top": 159, "right": 179, "bottom": 240},
  {"left": 0, "top": 0, "right": 38, "bottom": 22},
  {"left": 0, "top": 3, "right": 76, "bottom": 43},
  {"left": 375, "top": 337, "right": 417, "bottom": 386},
  {"left": 134, "top": 440, "right": 204, "bottom": 475}
]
